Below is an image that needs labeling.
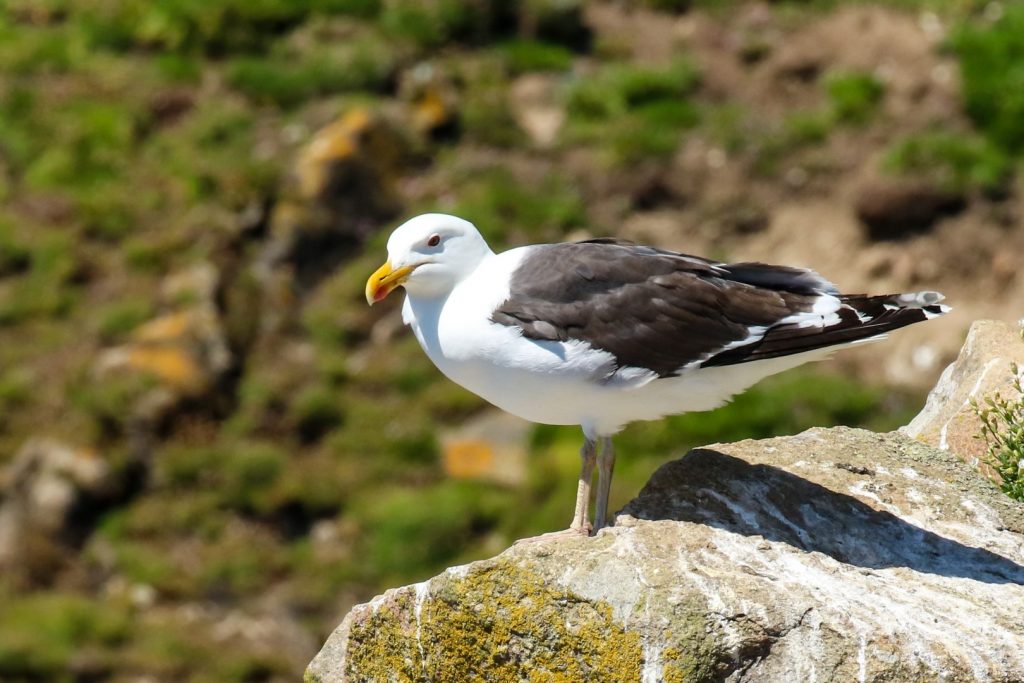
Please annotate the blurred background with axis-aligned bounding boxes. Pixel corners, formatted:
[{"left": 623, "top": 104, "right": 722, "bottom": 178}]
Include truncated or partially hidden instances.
[{"left": 0, "top": 0, "right": 1021, "bottom": 680}]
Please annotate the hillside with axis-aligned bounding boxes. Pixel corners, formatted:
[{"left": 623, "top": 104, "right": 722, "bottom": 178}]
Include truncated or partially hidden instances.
[{"left": 1, "top": 1, "right": 1022, "bottom": 680}]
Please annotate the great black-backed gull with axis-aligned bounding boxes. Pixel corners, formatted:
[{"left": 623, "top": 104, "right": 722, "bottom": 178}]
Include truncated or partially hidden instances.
[{"left": 365, "top": 213, "right": 949, "bottom": 538}]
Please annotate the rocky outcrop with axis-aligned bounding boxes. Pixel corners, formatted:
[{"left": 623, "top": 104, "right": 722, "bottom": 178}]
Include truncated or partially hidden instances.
[
  {"left": 308, "top": 426, "right": 1024, "bottom": 682},
  {"left": 904, "top": 319, "right": 1024, "bottom": 474},
  {"left": 0, "top": 439, "right": 117, "bottom": 585}
]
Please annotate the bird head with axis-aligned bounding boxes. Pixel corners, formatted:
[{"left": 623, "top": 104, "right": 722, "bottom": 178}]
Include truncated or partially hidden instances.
[{"left": 366, "top": 213, "right": 493, "bottom": 304}]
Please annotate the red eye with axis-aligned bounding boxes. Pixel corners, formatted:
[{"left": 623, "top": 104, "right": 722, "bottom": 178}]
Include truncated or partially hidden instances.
[{"left": 427, "top": 234, "right": 441, "bottom": 247}]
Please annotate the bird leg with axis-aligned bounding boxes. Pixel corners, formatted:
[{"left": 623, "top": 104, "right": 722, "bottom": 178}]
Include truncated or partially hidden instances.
[
  {"left": 514, "top": 437, "right": 596, "bottom": 545},
  {"left": 594, "top": 436, "right": 616, "bottom": 533},
  {"left": 569, "top": 436, "right": 597, "bottom": 535}
]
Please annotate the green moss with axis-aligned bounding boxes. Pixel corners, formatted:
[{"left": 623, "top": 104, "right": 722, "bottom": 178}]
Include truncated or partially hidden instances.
[
  {"left": 342, "top": 560, "right": 645, "bottom": 681},
  {"left": 499, "top": 39, "right": 574, "bottom": 74}
]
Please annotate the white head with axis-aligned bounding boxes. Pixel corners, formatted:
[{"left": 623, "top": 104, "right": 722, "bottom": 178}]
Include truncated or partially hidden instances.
[{"left": 365, "top": 213, "right": 494, "bottom": 304}]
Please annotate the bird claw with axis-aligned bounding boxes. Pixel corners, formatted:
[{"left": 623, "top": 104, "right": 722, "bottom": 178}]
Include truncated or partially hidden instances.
[{"left": 513, "top": 524, "right": 592, "bottom": 545}]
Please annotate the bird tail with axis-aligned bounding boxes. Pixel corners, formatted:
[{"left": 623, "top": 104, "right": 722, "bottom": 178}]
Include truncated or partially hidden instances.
[{"left": 703, "top": 291, "right": 950, "bottom": 367}]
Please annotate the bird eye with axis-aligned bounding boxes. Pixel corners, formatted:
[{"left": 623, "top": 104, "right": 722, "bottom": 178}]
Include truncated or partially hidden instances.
[{"left": 427, "top": 234, "right": 441, "bottom": 247}]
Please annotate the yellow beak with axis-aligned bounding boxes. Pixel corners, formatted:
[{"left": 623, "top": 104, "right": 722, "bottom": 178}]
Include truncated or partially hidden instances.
[{"left": 365, "top": 261, "right": 416, "bottom": 305}]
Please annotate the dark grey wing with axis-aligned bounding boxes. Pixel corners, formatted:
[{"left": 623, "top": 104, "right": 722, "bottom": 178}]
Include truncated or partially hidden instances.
[
  {"left": 491, "top": 241, "right": 947, "bottom": 377},
  {"left": 491, "top": 242, "right": 822, "bottom": 377}
]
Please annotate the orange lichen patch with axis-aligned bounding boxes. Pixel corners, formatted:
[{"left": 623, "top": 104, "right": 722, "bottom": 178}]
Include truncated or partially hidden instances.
[
  {"left": 412, "top": 87, "right": 452, "bottom": 134},
  {"left": 297, "top": 109, "right": 371, "bottom": 198},
  {"left": 442, "top": 439, "right": 495, "bottom": 479},
  {"left": 132, "top": 311, "right": 193, "bottom": 343},
  {"left": 124, "top": 347, "right": 205, "bottom": 392}
]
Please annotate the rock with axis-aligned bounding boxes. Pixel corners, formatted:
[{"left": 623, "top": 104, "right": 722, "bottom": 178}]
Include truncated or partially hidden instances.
[
  {"left": 399, "top": 63, "right": 461, "bottom": 141},
  {"left": 903, "top": 319, "right": 1024, "bottom": 476},
  {"left": 307, "top": 427, "right": 1024, "bottom": 682},
  {"left": 92, "top": 263, "right": 234, "bottom": 460},
  {"left": 854, "top": 176, "right": 965, "bottom": 240},
  {"left": 439, "top": 411, "right": 529, "bottom": 486},
  {"left": 260, "top": 108, "right": 406, "bottom": 295},
  {"left": 95, "top": 264, "right": 232, "bottom": 398},
  {"left": 509, "top": 74, "right": 565, "bottom": 148},
  {"left": 0, "top": 438, "right": 115, "bottom": 585}
]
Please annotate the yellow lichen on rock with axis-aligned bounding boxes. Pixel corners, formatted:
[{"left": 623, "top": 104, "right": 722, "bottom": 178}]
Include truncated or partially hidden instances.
[
  {"left": 341, "top": 560, "right": 644, "bottom": 682},
  {"left": 296, "top": 110, "right": 367, "bottom": 199}
]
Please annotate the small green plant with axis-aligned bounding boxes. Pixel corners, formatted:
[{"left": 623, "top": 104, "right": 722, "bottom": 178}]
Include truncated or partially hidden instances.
[
  {"left": 825, "top": 71, "right": 885, "bottom": 125},
  {"left": 884, "top": 131, "right": 1013, "bottom": 195},
  {"left": 499, "top": 39, "right": 574, "bottom": 74},
  {"left": 972, "top": 361, "right": 1024, "bottom": 501},
  {"left": 96, "top": 300, "right": 155, "bottom": 342}
]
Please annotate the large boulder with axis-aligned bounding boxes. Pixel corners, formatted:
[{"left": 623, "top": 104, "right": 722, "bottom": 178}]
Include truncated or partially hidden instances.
[
  {"left": 307, "top": 427, "right": 1024, "bottom": 682},
  {"left": 903, "top": 319, "right": 1024, "bottom": 475}
]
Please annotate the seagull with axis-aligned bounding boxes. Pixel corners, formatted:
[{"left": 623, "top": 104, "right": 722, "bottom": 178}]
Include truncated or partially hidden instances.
[{"left": 365, "top": 213, "right": 949, "bottom": 538}]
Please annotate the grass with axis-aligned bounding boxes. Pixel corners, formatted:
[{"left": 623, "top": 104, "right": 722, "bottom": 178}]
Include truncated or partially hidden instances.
[
  {"left": 565, "top": 59, "right": 701, "bottom": 164},
  {"left": 825, "top": 71, "right": 885, "bottom": 125},
  {"left": 439, "top": 165, "right": 587, "bottom": 247},
  {"left": 227, "top": 33, "right": 396, "bottom": 107},
  {"left": 972, "top": 359, "right": 1024, "bottom": 502},
  {"left": 753, "top": 70, "right": 884, "bottom": 175},
  {"left": 499, "top": 39, "right": 574, "bottom": 74},
  {"left": 883, "top": 131, "right": 1013, "bottom": 195},
  {"left": 954, "top": 3, "right": 1024, "bottom": 154}
]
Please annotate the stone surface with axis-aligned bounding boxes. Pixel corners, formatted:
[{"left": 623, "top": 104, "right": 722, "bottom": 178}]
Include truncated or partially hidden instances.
[
  {"left": 0, "top": 438, "right": 115, "bottom": 585},
  {"left": 95, "top": 263, "right": 232, "bottom": 398},
  {"left": 308, "top": 427, "right": 1024, "bottom": 682},
  {"left": 904, "top": 319, "right": 1024, "bottom": 474},
  {"left": 854, "top": 176, "right": 965, "bottom": 240},
  {"left": 439, "top": 411, "right": 529, "bottom": 486},
  {"left": 259, "top": 108, "right": 405, "bottom": 296}
]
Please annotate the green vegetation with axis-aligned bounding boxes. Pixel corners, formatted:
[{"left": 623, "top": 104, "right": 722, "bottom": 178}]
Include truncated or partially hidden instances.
[
  {"left": 441, "top": 166, "right": 587, "bottom": 246},
  {"left": 499, "top": 39, "right": 574, "bottom": 74},
  {"left": 566, "top": 59, "right": 701, "bottom": 163},
  {"left": 953, "top": 3, "right": 1024, "bottom": 154},
  {"left": 884, "top": 131, "right": 1013, "bottom": 195},
  {"left": 754, "top": 70, "right": 885, "bottom": 175},
  {"left": 972, "top": 361, "right": 1024, "bottom": 501},
  {"left": 825, "top": 71, "right": 885, "bottom": 125},
  {"left": 227, "top": 35, "right": 396, "bottom": 107}
]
